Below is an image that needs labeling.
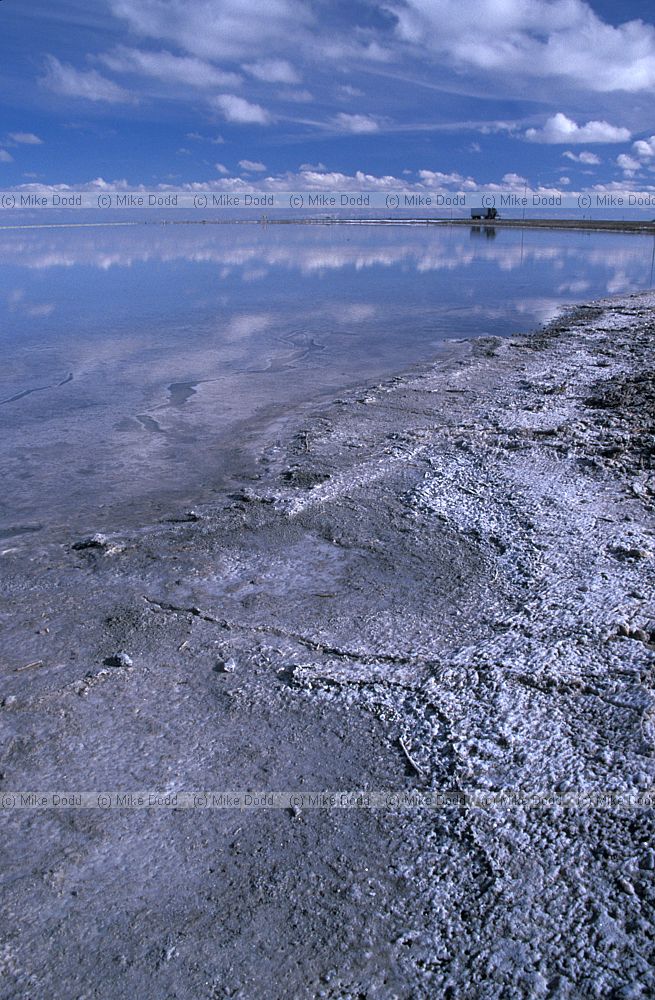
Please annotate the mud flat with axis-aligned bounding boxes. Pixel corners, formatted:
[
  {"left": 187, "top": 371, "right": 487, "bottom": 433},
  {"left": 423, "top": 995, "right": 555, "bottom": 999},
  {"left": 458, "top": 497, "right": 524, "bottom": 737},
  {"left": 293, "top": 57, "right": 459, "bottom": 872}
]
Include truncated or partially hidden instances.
[{"left": 1, "top": 291, "right": 654, "bottom": 998}]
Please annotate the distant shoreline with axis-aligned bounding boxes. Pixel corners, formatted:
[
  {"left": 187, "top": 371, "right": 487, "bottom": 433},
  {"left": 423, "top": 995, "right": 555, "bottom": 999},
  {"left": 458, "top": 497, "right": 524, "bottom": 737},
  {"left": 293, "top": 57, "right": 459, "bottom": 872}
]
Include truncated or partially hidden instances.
[{"left": 1, "top": 217, "right": 654, "bottom": 234}]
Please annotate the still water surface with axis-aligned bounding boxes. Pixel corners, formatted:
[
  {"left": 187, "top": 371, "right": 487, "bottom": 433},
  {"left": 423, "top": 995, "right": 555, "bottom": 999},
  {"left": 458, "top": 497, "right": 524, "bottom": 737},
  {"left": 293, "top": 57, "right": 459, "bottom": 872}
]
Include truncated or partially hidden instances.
[{"left": 1, "top": 222, "right": 653, "bottom": 537}]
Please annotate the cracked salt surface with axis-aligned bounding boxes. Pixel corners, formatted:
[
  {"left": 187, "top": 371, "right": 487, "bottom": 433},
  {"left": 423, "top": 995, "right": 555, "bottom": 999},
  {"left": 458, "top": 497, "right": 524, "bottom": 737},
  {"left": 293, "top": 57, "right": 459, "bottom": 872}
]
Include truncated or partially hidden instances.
[{"left": 0, "top": 290, "right": 654, "bottom": 998}]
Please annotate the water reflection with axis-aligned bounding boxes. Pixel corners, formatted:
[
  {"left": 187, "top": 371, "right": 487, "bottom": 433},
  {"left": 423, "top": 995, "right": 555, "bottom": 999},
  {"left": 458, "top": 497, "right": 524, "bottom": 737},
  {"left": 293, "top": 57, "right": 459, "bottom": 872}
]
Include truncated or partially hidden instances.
[
  {"left": 470, "top": 226, "right": 497, "bottom": 239},
  {"left": 2, "top": 222, "right": 653, "bottom": 282},
  {"left": 0, "top": 223, "right": 653, "bottom": 537}
]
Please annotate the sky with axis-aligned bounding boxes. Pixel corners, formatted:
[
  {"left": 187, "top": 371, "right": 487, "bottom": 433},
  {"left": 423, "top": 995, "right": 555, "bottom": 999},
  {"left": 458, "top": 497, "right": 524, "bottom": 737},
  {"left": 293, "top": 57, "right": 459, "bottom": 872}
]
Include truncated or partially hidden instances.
[{"left": 1, "top": 0, "right": 655, "bottom": 195}]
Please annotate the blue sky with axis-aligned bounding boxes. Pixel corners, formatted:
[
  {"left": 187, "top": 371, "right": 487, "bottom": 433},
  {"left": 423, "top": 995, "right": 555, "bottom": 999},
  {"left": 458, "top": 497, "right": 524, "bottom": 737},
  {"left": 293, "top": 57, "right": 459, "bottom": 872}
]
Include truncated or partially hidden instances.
[{"left": 2, "top": 0, "right": 655, "bottom": 194}]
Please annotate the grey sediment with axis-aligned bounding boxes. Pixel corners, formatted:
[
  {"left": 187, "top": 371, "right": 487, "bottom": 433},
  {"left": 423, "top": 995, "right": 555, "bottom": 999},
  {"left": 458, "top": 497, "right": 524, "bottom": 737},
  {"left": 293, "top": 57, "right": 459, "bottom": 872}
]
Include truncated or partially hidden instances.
[{"left": 1, "top": 290, "right": 654, "bottom": 998}]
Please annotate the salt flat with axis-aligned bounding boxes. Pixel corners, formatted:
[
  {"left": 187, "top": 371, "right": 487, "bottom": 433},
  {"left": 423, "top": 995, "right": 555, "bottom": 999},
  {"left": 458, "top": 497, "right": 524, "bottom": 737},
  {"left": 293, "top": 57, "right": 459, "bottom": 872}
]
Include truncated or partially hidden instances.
[{"left": 1, "top": 291, "right": 654, "bottom": 999}]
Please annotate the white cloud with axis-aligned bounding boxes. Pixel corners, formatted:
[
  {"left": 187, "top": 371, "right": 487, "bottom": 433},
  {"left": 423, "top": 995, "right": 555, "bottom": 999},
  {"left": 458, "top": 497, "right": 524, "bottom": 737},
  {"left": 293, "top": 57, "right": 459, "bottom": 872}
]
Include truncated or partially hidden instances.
[
  {"left": 99, "top": 46, "right": 241, "bottom": 88},
  {"left": 502, "top": 172, "right": 527, "bottom": 186},
  {"left": 12, "top": 168, "right": 640, "bottom": 210},
  {"left": 41, "top": 56, "right": 133, "bottom": 103},
  {"left": 110, "top": 0, "right": 312, "bottom": 61},
  {"left": 563, "top": 150, "right": 601, "bottom": 164},
  {"left": 91, "top": 0, "right": 655, "bottom": 147},
  {"left": 243, "top": 59, "right": 300, "bottom": 84},
  {"left": 633, "top": 136, "right": 655, "bottom": 159},
  {"left": 212, "top": 94, "right": 271, "bottom": 124},
  {"left": 617, "top": 153, "right": 641, "bottom": 176},
  {"left": 525, "top": 113, "right": 630, "bottom": 144},
  {"left": 8, "top": 133, "right": 43, "bottom": 145},
  {"left": 477, "top": 121, "right": 520, "bottom": 136},
  {"left": 215, "top": 163, "right": 229, "bottom": 174},
  {"left": 110, "top": 0, "right": 392, "bottom": 86},
  {"left": 389, "top": 0, "right": 655, "bottom": 93},
  {"left": 89, "top": 177, "right": 131, "bottom": 189},
  {"left": 0, "top": 150, "right": 13, "bottom": 162},
  {"left": 332, "top": 113, "right": 379, "bottom": 134},
  {"left": 418, "top": 170, "right": 477, "bottom": 190},
  {"left": 592, "top": 180, "right": 646, "bottom": 193},
  {"left": 238, "top": 159, "right": 266, "bottom": 172}
]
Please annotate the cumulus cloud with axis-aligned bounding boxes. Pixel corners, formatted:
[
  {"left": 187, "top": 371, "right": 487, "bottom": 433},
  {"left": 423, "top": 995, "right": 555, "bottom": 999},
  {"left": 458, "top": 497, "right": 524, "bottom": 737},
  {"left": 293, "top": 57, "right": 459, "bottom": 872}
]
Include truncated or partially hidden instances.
[
  {"left": 332, "top": 113, "right": 379, "bottom": 134},
  {"left": 215, "top": 163, "right": 229, "bottom": 174},
  {"left": 502, "top": 172, "right": 528, "bottom": 186},
  {"left": 563, "top": 150, "right": 601, "bottom": 164},
  {"left": 41, "top": 55, "right": 133, "bottom": 103},
  {"left": 617, "top": 153, "right": 641, "bottom": 176},
  {"left": 633, "top": 136, "right": 655, "bottom": 159},
  {"left": 212, "top": 94, "right": 271, "bottom": 124},
  {"left": 418, "top": 170, "right": 477, "bottom": 190},
  {"left": 389, "top": 0, "right": 655, "bottom": 93},
  {"left": 238, "top": 159, "right": 266, "bottom": 171},
  {"left": 8, "top": 133, "right": 43, "bottom": 145},
  {"left": 243, "top": 59, "right": 300, "bottom": 84},
  {"left": 99, "top": 46, "right": 241, "bottom": 88},
  {"left": 11, "top": 167, "right": 637, "bottom": 205},
  {"left": 525, "top": 113, "right": 630, "bottom": 144}
]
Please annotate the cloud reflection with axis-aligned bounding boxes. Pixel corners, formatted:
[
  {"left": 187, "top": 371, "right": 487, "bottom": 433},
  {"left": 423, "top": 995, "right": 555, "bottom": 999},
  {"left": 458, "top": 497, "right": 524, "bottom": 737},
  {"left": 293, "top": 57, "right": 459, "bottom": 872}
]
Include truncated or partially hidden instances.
[
  {"left": 0, "top": 224, "right": 651, "bottom": 300},
  {"left": 1, "top": 223, "right": 653, "bottom": 538}
]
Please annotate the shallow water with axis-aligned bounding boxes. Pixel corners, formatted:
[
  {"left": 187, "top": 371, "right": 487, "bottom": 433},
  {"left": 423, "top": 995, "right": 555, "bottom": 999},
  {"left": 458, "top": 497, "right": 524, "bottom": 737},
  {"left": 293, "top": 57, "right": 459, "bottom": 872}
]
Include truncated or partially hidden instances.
[{"left": 1, "top": 222, "right": 653, "bottom": 538}]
